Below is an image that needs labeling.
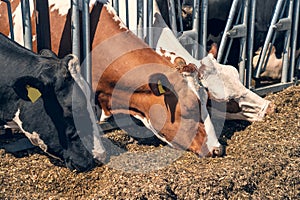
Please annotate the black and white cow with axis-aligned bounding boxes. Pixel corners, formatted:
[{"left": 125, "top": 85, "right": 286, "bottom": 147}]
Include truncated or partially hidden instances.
[{"left": 0, "top": 33, "right": 106, "bottom": 172}]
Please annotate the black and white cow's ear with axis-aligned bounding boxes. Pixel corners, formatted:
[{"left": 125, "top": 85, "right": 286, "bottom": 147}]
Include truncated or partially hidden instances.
[
  {"left": 63, "top": 54, "right": 81, "bottom": 77},
  {"left": 148, "top": 73, "right": 172, "bottom": 96},
  {"left": 39, "top": 49, "right": 58, "bottom": 58},
  {"left": 13, "top": 76, "right": 45, "bottom": 103}
]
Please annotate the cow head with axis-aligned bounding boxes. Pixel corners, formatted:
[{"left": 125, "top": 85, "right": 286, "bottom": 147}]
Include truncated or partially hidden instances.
[
  {"left": 10, "top": 50, "right": 105, "bottom": 172},
  {"left": 199, "top": 54, "right": 274, "bottom": 121},
  {"left": 101, "top": 58, "right": 225, "bottom": 158},
  {"left": 149, "top": 69, "right": 225, "bottom": 156}
]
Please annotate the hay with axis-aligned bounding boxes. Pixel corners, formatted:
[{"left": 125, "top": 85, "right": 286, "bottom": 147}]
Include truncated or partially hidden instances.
[{"left": 1, "top": 86, "right": 300, "bottom": 199}]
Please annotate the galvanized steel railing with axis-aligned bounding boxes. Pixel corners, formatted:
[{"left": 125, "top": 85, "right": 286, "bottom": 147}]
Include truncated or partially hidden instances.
[{"left": 4, "top": 0, "right": 299, "bottom": 95}]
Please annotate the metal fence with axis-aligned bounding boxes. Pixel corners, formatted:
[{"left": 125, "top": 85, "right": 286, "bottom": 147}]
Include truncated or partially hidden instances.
[{"left": 2, "top": 0, "right": 299, "bottom": 95}]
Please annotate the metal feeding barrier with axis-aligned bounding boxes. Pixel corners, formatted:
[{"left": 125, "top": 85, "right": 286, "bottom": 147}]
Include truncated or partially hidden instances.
[
  {"left": 3, "top": 0, "right": 299, "bottom": 93},
  {"left": 214, "top": 0, "right": 299, "bottom": 95},
  {"left": 111, "top": 0, "right": 299, "bottom": 95}
]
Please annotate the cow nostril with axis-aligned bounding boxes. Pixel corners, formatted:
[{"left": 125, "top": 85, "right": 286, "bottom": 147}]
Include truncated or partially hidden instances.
[{"left": 212, "top": 145, "right": 226, "bottom": 157}]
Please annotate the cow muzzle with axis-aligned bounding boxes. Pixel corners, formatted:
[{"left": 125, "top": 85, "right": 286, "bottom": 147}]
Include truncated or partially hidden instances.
[{"left": 211, "top": 145, "right": 226, "bottom": 157}]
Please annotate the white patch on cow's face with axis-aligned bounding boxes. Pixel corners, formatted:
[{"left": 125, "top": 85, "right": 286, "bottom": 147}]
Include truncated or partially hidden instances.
[
  {"left": 104, "top": 4, "right": 128, "bottom": 30},
  {"left": 4, "top": 121, "right": 20, "bottom": 130},
  {"left": 133, "top": 114, "right": 173, "bottom": 148},
  {"left": 11, "top": 109, "right": 61, "bottom": 159},
  {"left": 67, "top": 56, "right": 106, "bottom": 162},
  {"left": 181, "top": 72, "right": 221, "bottom": 152}
]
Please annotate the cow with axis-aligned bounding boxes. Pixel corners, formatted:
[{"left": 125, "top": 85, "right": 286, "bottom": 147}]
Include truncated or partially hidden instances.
[
  {"left": 78, "top": 2, "right": 227, "bottom": 157},
  {"left": 252, "top": 45, "right": 283, "bottom": 81},
  {"left": 253, "top": 45, "right": 300, "bottom": 81},
  {"left": 0, "top": 33, "right": 106, "bottom": 172},
  {"left": 90, "top": 3, "right": 225, "bottom": 157}
]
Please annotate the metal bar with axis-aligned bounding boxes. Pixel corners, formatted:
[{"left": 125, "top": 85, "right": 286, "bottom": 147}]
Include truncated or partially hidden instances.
[
  {"left": 35, "top": 0, "right": 51, "bottom": 52},
  {"left": 143, "top": 0, "right": 147, "bottom": 40},
  {"left": 177, "top": 0, "right": 183, "bottom": 33},
  {"left": 21, "top": 0, "right": 32, "bottom": 50},
  {"left": 137, "top": 0, "right": 144, "bottom": 39},
  {"left": 125, "top": 0, "right": 129, "bottom": 27},
  {"left": 71, "top": 0, "right": 80, "bottom": 60},
  {"left": 82, "top": 0, "right": 91, "bottom": 84},
  {"left": 217, "top": 0, "right": 240, "bottom": 63},
  {"left": 223, "top": 4, "right": 243, "bottom": 64},
  {"left": 199, "top": 0, "right": 208, "bottom": 59},
  {"left": 254, "top": 0, "right": 284, "bottom": 78},
  {"left": 253, "top": 82, "right": 294, "bottom": 96},
  {"left": 290, "top": 0, "right": 300, "bottom": 81},
  {"left": 113, "top": 0, "right": 119, "bottom": 15},
  {"left": 1, "top": 0, "right": 14, "bottom": 40},
  {"left": 261, "top": 1, "right": 287, "bottom": 73},
  {"left": 147, "top": 0, "right": 153, "bottom": 47},
  {"left": 281, "top": 0, "right": 293, "bottom": 83},
  {"left": 168, "top": 0, "right": 177, "bottom": 35},
  {"left": 238, "top": 0, "right": 249, "bottom": 84},
  {"left": 246, "top": 0, "right": 256, "bottom": 88},
  {"left": 192, "top": 0, "right": 200, "bottom": 59}
]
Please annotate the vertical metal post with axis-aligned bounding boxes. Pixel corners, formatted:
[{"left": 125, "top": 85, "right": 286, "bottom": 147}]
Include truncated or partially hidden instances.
[
  {"left": 238, "top": 0, "right": 249, "bottom": 83},
  {"left": 199, "top": 0, "right": 208, "bottom": 59},
  {"left": 137, "top": 0, "right": 144, "bottom": 39},
  {"left": 168, "top": 0, "right": 177, "bottom": 35},
  {"left": 290, "top": 0, "right": 300, "bottom": 81},
  {"left": 254, "top": 0, "right": 284, "bottom": 78},
  {"left": 223, "top": 5, "right": 242, "bottom": 64},
  {"left": 71, "top": 0, "right": 80, "bottom": 60},
  {"left": 125, "top": 0, "right": 129, "bottom": 27},
  {"left": 177, "top": 0, "right": 183, "bottom": 33},
  {"left": 2, "top": 0, "right": 14, "bottom": 40},
  {"left": 147, "top": 0, "right": 153, "bottom": 47},
  {"left": 36, "top": 0, "right": 51, "bottom": 52},
  {"left": 113, "top": 0, "right": 119, "bottom": 15},
  {"left": 192, "top": 0, "right": 200, "bottom": 59},
  {"left": 21, "top": 0, "right": 32, "bottom": 50},
  {"left": 82, "top": 0, "right": 91, "bottom": 84},
  {"left": 217, "top": 0, "right": 239, "bottom": 63},
  {"left": 281, "top": 0, "right": 293, "bottom": 83},
  {"left": 246, "top": 0, "right": 256, "bottom": 88}
]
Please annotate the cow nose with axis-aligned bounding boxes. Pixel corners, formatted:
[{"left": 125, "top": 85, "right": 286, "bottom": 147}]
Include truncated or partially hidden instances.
[{"left": 212, "top": 145, "right": 226, "bottom": 157}]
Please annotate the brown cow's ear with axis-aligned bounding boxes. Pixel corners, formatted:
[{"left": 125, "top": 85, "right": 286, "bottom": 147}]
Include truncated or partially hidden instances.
[{"left": 149, "top": 73, "right": 171, "bottom": 96}]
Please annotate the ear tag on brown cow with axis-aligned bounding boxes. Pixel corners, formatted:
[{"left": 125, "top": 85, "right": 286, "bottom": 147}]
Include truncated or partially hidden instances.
[
  {"left": 157, "top": 80, "right": 166, "bottom": 94},
  {"left": 26, "top": 85, "right": 41, "bottom": 103}
]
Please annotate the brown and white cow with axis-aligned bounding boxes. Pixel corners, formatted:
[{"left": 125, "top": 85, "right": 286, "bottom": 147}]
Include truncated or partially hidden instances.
[{"left": 90, "top": 3, "right": 224, "bottom": 157}]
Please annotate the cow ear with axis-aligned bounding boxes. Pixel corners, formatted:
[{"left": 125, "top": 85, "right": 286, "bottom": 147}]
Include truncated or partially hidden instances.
[
  {"left": 13, "top": 76, "right": 45, "bottom": 103},
  {"left": 39, "top": 49, "right": 58, "bottom": 58},
  {"left": 148, "top": 73, "right": 171, "bottom": 96},
  {"left": 64, "top": 54, "right": 81, "bottom": 77}
]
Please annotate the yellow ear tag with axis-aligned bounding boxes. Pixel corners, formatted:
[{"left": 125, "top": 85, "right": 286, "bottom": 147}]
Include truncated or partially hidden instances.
[
  {"left": 157, "top": 80, "right": 166, "bottom": 94},
  {"left": 26, "top": 85, "right": 41, "bottom": 103}
]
